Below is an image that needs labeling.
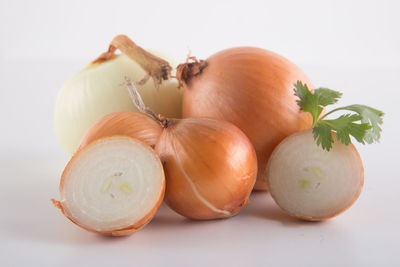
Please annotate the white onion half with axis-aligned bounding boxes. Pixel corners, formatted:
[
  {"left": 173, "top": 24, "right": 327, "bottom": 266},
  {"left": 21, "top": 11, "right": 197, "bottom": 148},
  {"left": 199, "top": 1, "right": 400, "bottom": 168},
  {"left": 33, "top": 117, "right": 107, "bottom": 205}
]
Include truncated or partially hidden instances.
[
  {"left": 54, "top": 52, "right": 182, "bottom": 155},
  {"left": 266, "top": 129, "right": 364, "bottom": 221},
  {"left": 54, "top": 136, "right": 165, "bottom": 235}
]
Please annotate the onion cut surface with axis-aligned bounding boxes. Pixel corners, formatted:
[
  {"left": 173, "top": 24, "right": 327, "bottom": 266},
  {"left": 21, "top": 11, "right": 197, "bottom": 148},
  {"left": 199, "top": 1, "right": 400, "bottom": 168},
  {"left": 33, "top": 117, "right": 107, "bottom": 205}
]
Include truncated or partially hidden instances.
[
  {"left": 266, "top": 130, "right": 364, "bottom": 221},
  {"left": 53, "top": 136, "right": 165, "bottom": 236}
]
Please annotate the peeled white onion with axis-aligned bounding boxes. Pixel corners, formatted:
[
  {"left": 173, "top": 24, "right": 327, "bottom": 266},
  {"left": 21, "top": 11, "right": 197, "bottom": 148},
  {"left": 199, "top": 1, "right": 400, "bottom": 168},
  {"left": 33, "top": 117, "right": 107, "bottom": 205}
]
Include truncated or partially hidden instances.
[{"left": 54, "top": 52, "right": 182, "bottom": 155}]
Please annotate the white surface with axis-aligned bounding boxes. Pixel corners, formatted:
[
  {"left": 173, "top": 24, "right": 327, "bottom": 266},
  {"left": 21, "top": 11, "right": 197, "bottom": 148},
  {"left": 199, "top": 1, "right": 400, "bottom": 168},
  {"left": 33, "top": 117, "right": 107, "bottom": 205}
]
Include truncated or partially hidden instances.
[
  {"left": 1, "top": 0, "right": 399, "bottom": 266},
  {"left": 1, "top": 0, "right": 399, "bottom": 66}
]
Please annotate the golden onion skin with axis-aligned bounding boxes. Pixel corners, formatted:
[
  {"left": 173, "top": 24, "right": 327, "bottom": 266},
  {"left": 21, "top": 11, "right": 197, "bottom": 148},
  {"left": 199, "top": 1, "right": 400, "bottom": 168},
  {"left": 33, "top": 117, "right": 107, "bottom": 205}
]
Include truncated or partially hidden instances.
[
  {"left": 78, "top": 111, "right": 162, "bottom": 151},
  {"left": 179, "top": 47, "right": 313, "bottom": 190},
  {"left": 155, "top": 118, "right": 257, "bottom": 220}
]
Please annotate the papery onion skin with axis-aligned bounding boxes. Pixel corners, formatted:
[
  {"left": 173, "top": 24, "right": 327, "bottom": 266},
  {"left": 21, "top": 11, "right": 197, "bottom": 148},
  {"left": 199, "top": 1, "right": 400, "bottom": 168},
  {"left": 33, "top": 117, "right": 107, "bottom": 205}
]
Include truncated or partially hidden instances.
[
  {"left": 52, "top": 136, "right": 166, "bottom": 236},
  {"left": 78, "top": 111, "right": 162, "bottom": 151},
  {"left": 54, "top": 53, "right": 182, "bottom": 156},
  {"left": 155, "top": 118, "right": 257, "bottom": 220},
  {"left": 178, "top": 47, "right": 313, "bottom": 190}
]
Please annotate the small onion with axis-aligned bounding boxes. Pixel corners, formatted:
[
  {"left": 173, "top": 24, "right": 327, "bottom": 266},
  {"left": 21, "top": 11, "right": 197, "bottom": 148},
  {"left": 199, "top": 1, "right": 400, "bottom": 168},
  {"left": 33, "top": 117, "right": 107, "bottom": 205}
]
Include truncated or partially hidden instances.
[
  {"left": 54, "top": 35, "right": 182, "bottom": 155},
  {"left": 266, "top": 130, "right": 364, "bottom": 221},
  {"left": 80, "top": 79, "right": 258, "bottom": 220},
  {"left": 78, "top": 111, "right": 162, "bottom": 150},
  {"left": 177, "top": 47, "right": 313, "bottom": 190}
]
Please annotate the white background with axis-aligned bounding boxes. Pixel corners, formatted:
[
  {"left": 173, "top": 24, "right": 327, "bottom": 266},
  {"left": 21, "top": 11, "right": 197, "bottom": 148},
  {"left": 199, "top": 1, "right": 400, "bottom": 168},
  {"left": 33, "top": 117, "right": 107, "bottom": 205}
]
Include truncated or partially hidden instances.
[{"left": 0, "top": 0, "right": 399, "bottom": 266}]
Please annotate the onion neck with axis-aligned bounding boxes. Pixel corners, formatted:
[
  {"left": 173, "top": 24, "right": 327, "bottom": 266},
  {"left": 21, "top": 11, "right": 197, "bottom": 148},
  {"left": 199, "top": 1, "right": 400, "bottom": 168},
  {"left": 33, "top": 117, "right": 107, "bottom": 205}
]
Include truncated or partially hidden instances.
[
  {"left": 125, "top": 77, "right": 179, "bottom": 129},
  {"left": 161, "top": 118, "right": 171, "bottom": 129},
  {"left": 176, "top": 57, "right": 208, "bottom": 88},
  {"left": 92, "top": 35, "right": 172, "bottom": 87},
  {"left": 160, "top": 118, "right": 181, "bottom": 129}
]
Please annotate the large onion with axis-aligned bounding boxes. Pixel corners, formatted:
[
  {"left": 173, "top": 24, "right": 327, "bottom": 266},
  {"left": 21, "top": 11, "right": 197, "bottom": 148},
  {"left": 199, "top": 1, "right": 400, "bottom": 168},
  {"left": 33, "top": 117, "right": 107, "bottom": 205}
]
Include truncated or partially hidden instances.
[
  {"left": 54, "top": 35, "right": 182, "bottom": 155},
  {"left": 177, "top": 47, "right": 313, "bottom": 190}
]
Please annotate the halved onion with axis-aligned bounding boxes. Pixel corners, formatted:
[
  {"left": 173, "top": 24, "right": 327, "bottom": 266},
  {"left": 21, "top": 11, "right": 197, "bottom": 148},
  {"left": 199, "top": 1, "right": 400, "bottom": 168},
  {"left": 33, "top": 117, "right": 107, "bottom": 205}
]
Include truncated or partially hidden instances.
[
  {"left": 266, "top": 129, "right": 364, "bottom": 221},
  {"left": 52, "top": 136, "right": 165, "bottom": 235}
]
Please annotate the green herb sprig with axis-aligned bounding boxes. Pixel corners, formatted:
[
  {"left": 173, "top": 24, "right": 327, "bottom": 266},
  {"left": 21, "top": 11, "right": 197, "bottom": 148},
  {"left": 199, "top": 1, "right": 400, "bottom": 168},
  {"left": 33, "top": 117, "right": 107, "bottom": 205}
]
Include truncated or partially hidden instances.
[{"left": 294, "top": 81, "right": 384, "bottom": 151}]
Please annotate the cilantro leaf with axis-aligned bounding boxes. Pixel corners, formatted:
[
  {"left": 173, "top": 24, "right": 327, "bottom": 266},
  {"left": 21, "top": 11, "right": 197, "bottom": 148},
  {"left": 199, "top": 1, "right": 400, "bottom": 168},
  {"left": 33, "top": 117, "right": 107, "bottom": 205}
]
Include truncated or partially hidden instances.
[
  {"left": 294, "top": 81, "right": 384, "bottom": 151},
  {"left": 294, "top": 81, "right": 321, "bottom": 124},
  {"left": 337, "top": 104, "right": 384, "bottom": 144},
  {"left": 312, "top": 123, "right": 334, "bottom": 151},
  {"left": 294, "top": 81, "right": 342, "bottom": 126},
  {"left": 313, "top": 115, "right": 372, "bottom": 151},
  {"left": 314, "top": 88, "right": 342, "bottom": 106}
]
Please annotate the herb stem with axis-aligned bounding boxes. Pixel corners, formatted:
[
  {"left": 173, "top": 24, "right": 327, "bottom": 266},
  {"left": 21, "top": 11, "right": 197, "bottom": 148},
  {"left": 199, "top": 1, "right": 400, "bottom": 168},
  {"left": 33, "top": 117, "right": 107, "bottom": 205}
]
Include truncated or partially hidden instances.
[{"left": 319, "top": 107, "right": 344, "bottom": 121}]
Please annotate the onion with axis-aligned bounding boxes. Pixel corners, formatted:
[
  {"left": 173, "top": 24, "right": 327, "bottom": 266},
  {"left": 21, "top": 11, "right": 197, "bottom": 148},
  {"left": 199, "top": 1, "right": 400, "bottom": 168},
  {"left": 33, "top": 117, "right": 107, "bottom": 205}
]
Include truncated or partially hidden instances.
[
  {"left": 80, "top": 79, "right": 258, "bottom": 220},
  {"left": 177, "top": 47, "right": 313, "bottom": 190},
  {"left": 78, "top": 111, "right": 162, "bottom": 150},
  {"left": 54, "top": 35, "right": 182, "bottom": 155},
  {"left": 266, "top": 129, "right": 364, "bottom": 221},
  {"left": 52, "top": 136, "right": 165, "bottom": 236},
  {"left": 155, "top": 117, "right": 257, "bottom": 219}
]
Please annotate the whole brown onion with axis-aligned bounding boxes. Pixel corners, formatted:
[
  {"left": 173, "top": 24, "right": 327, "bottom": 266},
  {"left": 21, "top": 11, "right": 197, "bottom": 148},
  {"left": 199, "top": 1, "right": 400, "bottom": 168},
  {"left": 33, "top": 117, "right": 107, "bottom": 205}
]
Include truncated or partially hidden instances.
[
  {"left": 177, "top": 47, "right": 313, "bottom": 190},
  {"left": 155, "top": 117, "right": 257, "bottom": 219}
]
